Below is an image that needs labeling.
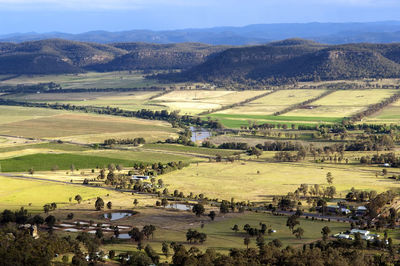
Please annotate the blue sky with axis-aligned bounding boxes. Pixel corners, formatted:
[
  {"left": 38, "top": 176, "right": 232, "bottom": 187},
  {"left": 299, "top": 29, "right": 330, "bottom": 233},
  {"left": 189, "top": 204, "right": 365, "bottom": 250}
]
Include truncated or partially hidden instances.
[{"left": 0, "top": 0, "right": 399, "bottom": 34}]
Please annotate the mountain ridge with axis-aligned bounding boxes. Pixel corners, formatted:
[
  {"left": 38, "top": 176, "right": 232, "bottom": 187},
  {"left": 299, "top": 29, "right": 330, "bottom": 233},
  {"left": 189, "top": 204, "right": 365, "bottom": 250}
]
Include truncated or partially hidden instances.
[{"left": 2, "top": 21, "right": 400, "bottom": 45}]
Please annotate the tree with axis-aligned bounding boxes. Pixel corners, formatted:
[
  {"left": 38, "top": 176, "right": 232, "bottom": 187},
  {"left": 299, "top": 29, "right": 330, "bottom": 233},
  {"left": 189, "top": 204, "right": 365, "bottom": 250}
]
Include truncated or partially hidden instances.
[
  {"left": 244, "top": 236, "right": 250, "bottom": 249},
  {"left": 321, "top": 226, "right": 331, "bottom": 241},
  {"left": 192, "top": 204, "right": 205, "bottom": 217},
  {"left": 208, "top": 211, "right": 216, "bottom": 221},
  {"left": 107, "top": 201, "right": 112, "bottom": 209},
  {"left": 28, "top": 168, "right": 34, "bottom": 175},
  {"left": 162, "top": 242, "right": 170, "bottom": 258},
  {"left": 95, "top": 228, "right": 103, "bottom": 239},
  {"left": 220, "top": 201, "right": 230, "bottom": 214},
  {"left": 45, "top": 215, "right": 56, "bottom": 228},
  {"left": 232, "top": 224, "right": 239, "bottom": 233},
  {"left": 133, "top": 199, "right": 139, "bottom": 207},
  {"left": 256, "top": 235, "right": 265, "bottom": 249},
  {"left": 95, "top": 197, "right": 104, "bottom": 211},
  {"left": 293, "top": 227, "right": 304, "bottom": 239},
  {"left": 74, "top": 194, "right": 82, "bottom": 204},
  {"left": 161, "top": 198, "right": 169, "bottom": 208},
  {"left": 158, "top": 179, "right": 164, "bottom": 188},
  {"left": 286, "top": 215, "right": 299, "bottom": 232},
  {"left": 326, "top": 172, "right": 334, "bottom": 185}
]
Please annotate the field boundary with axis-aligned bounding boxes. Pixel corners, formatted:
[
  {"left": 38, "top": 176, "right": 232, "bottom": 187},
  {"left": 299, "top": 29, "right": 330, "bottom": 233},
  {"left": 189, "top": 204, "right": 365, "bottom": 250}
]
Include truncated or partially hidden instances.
[
  {"left": 349, "top": 91, "right": 400, "bottom": 122},
  {"left": 273, "top": 89, "right": 336, "bottom": 116},
  {"left": 148, "top": 89, "right": 172, "bottom": 100},
  {"left": 198, "top": 89, "right": 279, "bottom": 116}
]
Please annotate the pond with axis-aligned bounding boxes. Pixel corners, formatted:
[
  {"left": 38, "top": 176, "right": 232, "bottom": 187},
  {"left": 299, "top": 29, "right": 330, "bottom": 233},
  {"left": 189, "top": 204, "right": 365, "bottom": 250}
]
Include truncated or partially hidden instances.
[
  {"left": 104, "top": 212, "right": 133, "bottom": 221},
  {"left": 167, "top": 203, "right": 192, "bottom": 211},
  {"left": 190, "top": 127, "right": 211, "bottom": 142},
  {"left": 117, "top": 233, "right": 131, "bottom": 240}
]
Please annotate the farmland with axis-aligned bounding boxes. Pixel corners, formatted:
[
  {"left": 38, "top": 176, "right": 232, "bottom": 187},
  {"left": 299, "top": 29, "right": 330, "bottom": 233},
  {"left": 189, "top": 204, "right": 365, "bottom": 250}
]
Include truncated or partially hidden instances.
[
  {"left": 161, "top": 159, "right": 400, "bottom": 202},
  {"left": 151, "top": 90, "right": 267, "bottom": 115},
  {"left": 0, "top": 71, "right": 162, "bottom": 89},
  {"left": 284, "top": 89, "right": 397, "bottom": 118},
  {"left": 0, "top": 106, "right": 177, "bottom": 143},
  {"left": 0, "top": 175, "right": 118, "bottom": 212},
  {"left": 217, "top": 89, "right": 326, "bottom": 115},
  {"left": 2, "top": 84, "right": 400, "bottom": 263}
]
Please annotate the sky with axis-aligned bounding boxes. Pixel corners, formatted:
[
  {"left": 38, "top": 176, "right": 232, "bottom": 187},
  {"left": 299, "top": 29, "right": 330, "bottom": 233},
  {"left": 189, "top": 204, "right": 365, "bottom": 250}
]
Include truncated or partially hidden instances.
[{"left": 0, "top": 0, "right": 399, "bottom": 34}]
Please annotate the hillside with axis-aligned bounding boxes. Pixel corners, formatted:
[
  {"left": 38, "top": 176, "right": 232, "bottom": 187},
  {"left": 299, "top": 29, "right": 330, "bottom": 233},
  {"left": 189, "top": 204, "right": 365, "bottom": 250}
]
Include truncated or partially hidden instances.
[
  {"left": 0, "top": 40, "right": 227, "bottom": 74},
  {"left": 158, "top": 40, "right": 400, "bottom": 83},
  {"left": 88, "top": 43, "right": 228, "bottom": 71}
]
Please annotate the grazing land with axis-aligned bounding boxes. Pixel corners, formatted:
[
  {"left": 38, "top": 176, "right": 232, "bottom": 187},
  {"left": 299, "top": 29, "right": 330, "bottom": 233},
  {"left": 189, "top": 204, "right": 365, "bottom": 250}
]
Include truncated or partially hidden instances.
[
  {"left": 2, "top": 85, "right": 400, "bottom": 264},
  {"left": 5, "top": 91, "right": 165, "bottom": 112},
  {"left": 161, "top": 160, "right": 400, "bottom": 202},
  {"left": 0, "top": 106, "right": 177, "bottom": 143},
  {"left": 0, "top": 175, "right": 117, "bottom": 212},
  {"left": 152, "top": 90, "right": 266, "bottom": 115},
  {"left": 142, "top": 143, "right": 238, "bottom": 157},
  {"left": 285, "top": 89, "right": 397, "bottom": 118},
  {"left": 217, "top": 89, "right": 326, "bottom": 115},
  {"left": 0, "top": 71, "right": 161, "bottom": 89}
]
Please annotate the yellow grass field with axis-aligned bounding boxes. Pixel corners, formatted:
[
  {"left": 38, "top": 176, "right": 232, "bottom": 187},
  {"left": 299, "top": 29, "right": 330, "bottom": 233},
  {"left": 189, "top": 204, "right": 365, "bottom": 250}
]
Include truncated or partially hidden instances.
[
  {"left": 161, "top": 159, "right": 400, "bottom": 202},
  {"left": 0, "top": 105, "right": 63, "bottom": 124},
  {"left": 152, "top": 90, "right": 266, "bottom": 114},
  {"left": 0, "top": 175, "right": 119, "bottom": 211},
  {"left": 285, "top": 89, "right": 397, "bottom": 117},
  {"left": 219, "top": 89, "right": 326, "bottom": 115},
  {"left": 0, "top": 107, "right": 177, "bottom": 143}
]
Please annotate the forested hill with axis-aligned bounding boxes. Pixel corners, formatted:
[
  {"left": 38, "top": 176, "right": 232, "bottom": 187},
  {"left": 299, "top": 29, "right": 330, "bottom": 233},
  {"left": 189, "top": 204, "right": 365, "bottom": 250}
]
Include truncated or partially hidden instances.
[
  {"left": 0, "top": 39, "right": 227, "bottom": 74},
  {"left": 155, "top": 39, "right": 400, "bottom": 84}
]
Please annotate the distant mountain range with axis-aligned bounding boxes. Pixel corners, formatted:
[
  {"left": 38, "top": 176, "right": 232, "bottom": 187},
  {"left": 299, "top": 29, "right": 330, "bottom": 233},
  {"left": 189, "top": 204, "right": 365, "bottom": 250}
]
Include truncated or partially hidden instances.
[
  {"left": 2, "top": 37, "right": 400, "bottom": 84},
  {"left": 2, "top": 21, "right": 400, "bottom": 45}
]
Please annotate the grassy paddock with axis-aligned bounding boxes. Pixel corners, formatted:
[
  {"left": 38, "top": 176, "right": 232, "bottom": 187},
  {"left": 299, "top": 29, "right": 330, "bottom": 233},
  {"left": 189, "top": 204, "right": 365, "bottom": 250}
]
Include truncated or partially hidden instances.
[
  {"left": 0, "top": 106, "right": 177, "bottom": 143},
  {"left": 103, "top": 212, "right": 349, "bottom": 256},
  {"left": 0, "top": 153, "right": 137, "bottom": 172},
  {"left": 209, "top": 113, "right": 342, "bottom": 123},
  {"left": 0, "top": 175, "right": 116, "bottom": 211},
  {"left": 218, "top": 89, "right": 326, "bottom": 115},
  {"left": 161, "top": 160, "right": 400, "bottom": 202},
  {"left": 142, "top": 143, "right": 239, "bottom": 157}
]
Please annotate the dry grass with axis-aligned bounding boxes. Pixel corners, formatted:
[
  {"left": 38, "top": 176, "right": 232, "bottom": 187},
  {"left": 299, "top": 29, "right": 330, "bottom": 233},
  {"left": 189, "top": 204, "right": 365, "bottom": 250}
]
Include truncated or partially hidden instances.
[
  {"left": 285, "top": 89, "right": 397, "bottom": 118},
  {"left": 152, "top": 90, "right": 266, "bottom": 115},
  {"left": 219, "top": 89, "right": 326, "bottom": 115},
  {"left": 161, "top": 158, "right": 400, "bottom": 202},
  {"left": 0, "top": 110, "right": 177, "bottom": 143}
]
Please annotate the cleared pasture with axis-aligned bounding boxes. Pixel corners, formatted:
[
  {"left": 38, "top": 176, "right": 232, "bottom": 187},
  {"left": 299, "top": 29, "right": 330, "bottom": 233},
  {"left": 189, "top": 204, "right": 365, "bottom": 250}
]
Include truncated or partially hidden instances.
[
  {"left": 103, "top": 212, "right": 348, "bottom": 256},
  {"left": 0, "top": 175, "right": 117, "bottom": 211},
  {"left": 0, "top": 153, "right": 138, "bottom": 172},
  {"left": 0, "top": 108, "right": 177, "bottom": 143},
  {"left": 142, "top": 143, "right": 239, "bottom": 157},
  {"left": 152, "top": 90, "right": 266, "bottom": 115},
  {"left": 0, "top": 105, "right": 63, "bottom": 124},
  {"left": 161, "top": 160, "right": 400, "bottom": 202},
  {"left": 0, "top": 71, "right": 161, "bottom": 89},
  {"left": 285, "top": 89, "right": 397, "bottom": 118},
  {"left": 218, "top": 89, "right": 326, "bottom": 115}
]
